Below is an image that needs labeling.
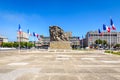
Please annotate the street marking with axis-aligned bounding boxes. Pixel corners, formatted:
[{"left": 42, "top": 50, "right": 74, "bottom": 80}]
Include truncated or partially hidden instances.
[
  {"left": 56, "top": 55, "right": 72, "bottom": 57},
  {"left": 56, "top": 58, "right": 69, "bottom": 60},
  {"left": 101, "top": 60, "right": 120, "bottom": 63},
  {"left": 8, "top": 62, "right": 29, "bottom": 66},
  {"left": 81, "top": 58, "right": 95, "bottom": 60}
]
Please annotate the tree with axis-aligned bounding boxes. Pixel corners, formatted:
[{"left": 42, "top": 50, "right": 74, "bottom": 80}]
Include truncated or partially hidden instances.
[
  {"left": 95, "top": 39, "right": 107, "bottom": 45},
  {"left": 20, "top": 42, "right": 26, "bottom": 48},
  {"left": 1, "top": 42, "right": 7, "bottom": 47},
  {"left": 13, "top": 42, "right": 19, "bottom": 48},
  {"left": 114, "top": 44, "right": 120, "bottom": 48},
  {"left": 95, "top": 39, "right": 102, "bottom": 44},
  {"left": 103, "top": 40, "right": 107, "bottom": 45},
  {"left": 27, "top": 42, "right": 34, "bottom": 48},
  {"left": 8, "top": 42, "right": 13, "bottom": 47},
  {"left": 1, "top": 42, "right": 13, "bottom": 47}
]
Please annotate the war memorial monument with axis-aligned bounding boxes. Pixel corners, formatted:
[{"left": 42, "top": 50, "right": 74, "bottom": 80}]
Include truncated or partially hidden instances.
[{"left": 49, "top": 26, "right": 71, "bottom": 49}]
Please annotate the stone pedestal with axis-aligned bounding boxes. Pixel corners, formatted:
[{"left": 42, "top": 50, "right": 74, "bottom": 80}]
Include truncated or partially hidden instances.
[{"left": 50, "top": 41, "right": 71, "bottom": 49}]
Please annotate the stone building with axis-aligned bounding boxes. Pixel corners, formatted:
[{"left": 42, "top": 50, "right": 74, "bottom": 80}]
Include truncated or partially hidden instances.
[
  {"left": 17, "top": 32, "right": 29, "bottom": 42},
  {"left": 65, "top": 32, "right": 72, "bottom": 38},
  {"left": 0, "top": 35, "right": 8, "bottom": 46},
  {"left": 85, "top": 31, "right": 120, "bottom": 47}
]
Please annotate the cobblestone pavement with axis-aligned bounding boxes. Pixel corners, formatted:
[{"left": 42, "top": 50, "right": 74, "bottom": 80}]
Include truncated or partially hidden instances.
[{"left": 0, "top": 50, "right": 120, "bottom": 80}]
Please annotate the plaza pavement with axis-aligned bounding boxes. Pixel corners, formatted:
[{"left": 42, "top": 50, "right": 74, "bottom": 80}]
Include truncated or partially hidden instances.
[{"left": 0, "top": 49, "right": 120, "bottom": 80}]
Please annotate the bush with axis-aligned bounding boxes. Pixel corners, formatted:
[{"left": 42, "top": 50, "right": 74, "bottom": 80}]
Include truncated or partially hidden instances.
[
  {"left": 105, "top": 50, "right": 120, "bottom": 55},
  {"left": 112, "top": 52, "right": 120, "bottom": 55},
  {"left": 1, "top": 42, "right": 34, "bottom": 48},
  {"left": 105, "top": 50, "right": 113, "bottom": 53},
  {"left": 13, "top": 42, "right": 19, "bottom": 48},
  {"left": 1, "top": 42, "right": 13, "bottom": 47}
]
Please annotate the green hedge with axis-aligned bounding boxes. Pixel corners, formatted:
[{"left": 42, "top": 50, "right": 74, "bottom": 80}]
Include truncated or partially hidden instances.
[
  {"left": 112, "top": 52, "right": 120, "bottom": 55},
  {"left": 105, "top": 50, "right": 120, "bottom": 55},
  {"left": 1, "top": 42, "right": 34, "bottom": 48},
  {"left": 105, "top": 50, "right": 113, "bottom": 53}
]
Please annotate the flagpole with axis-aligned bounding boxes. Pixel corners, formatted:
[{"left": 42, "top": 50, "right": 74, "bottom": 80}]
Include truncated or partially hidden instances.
[
  {"left": 19, "top": 32, "right": 21, "bottom": 53},
  {"left": 110, "top": 31, "right": 111, "bottom": 54},
  {"left": 32, "top": 36, "right": 35, "bottom": 51},
  {"left": 92, "top": 33, "right": 93, "bottom": 49},
  {"left": 82, "top": 36, "right": 83, "bottom": 49},
  {"left": 110, "top": 17, "right": 112, "bottom": 54},
  {"left": 27, "top": 34, "right": 29, "bottom": 53},
  {"left": 98, "top": 31, "right": 100, "bottom": 51},
  {"left": 88, "top": 33, "right": 89, "bottom": 48},
  {"left": 82, "top": 38, "right": 83, "bottom": 49},
  {"left": 18, "top": 24, "right": 21, "bottom": 53},
  {"left": 98, "top": 30, "right": 99, "bottom": 51},
  {"left": 102, "top": 30, "right": 105, "bottom": 53},
  {"left": 34, "top": 37, "right": 35, "bottom": 50}
]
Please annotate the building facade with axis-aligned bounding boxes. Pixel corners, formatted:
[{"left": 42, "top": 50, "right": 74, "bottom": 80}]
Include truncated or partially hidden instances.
[
  {"left": 0, "top": 35, "right": 8, "bottom": 46},
  {"left": 69, "top": 37, "right": 80, "bottom": 48},
  {"left": 17, "top": 32, "right": 29, "bottom": 42},
  {"left": 85, "top": 31, "right": 120, "bottom": 47},
  {"left": 65, "top": 32, "right": 72, "bottom": 38}
]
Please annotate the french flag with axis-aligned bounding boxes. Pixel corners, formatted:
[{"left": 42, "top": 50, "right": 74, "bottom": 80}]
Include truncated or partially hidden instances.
[
  {"left": 27, "top": 29, "right": 32, "bottom": 36},
  {"left": 33, "top": 32, "right": 39, "bottom": 38},
  {"left": 78, "top": 37, "right": 80, "bottom": 40},
  {"left": 103, "top": 24, "right": 107, "bottom": 31},
  {"left": 103, "top": 24, "right": 111, "bottom": 32},
  {"left": 107, "top": 26, "right": 111, "bottom": 32},
  {"left": 98, "top": 29, "right": 101, "bottom": 33},
  {"left": 110, "top": 19, "right": 116, "bottom": 30},
  {"left": 98, "top": 29, "right": 103, "bottom": 36},
  {"left": 18, "top": 24, "right": 22, "bottom": 34}
]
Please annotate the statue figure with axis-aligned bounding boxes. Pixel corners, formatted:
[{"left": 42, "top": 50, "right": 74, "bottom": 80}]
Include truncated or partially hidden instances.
[{"left": 49, "top": 26, "right": 69, "bottom": 41}]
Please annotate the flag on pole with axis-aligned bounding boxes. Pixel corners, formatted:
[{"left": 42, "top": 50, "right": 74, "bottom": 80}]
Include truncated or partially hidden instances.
[
  {"left": 98, "top": 29, "right": 103, "bottom": 36},
  {"left": 27, "top": 29, "right": 32, "bottom": 36},
  {"left": 110, "top": 19, "right": 116, "bottom": 30},
  {"left": 98, "top": 29, "right": 101, "bottom": 33},
  {"left": 33, "top": 32, "right": 36, "bottom": 37},
  {"left": 107, "top": 26, "right": 111, "bottom": 32},
  {"left": 33, "top": 32, "right": 39, "bottom": 38},
  {"left": 78, "top": 37, "right": 80, "bottom": 40},
  {"left": 36, "top": 33, "right": 39, "bottom": 38},
  {"left": 103, "top": 24, "right": 107, "bottom": 30},
  {"left": 18, "top": 24, "right": 22, "bottom": 34}
]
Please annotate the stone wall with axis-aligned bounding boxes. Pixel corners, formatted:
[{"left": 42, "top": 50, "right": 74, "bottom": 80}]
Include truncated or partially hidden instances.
[{"left": 50, "top": 41, "right": 71, "bottom": 49}]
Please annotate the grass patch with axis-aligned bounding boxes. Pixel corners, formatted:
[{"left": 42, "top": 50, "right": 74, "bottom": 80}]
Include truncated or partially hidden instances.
[
  {"left": 105, "top": 50, "right": 120, "bottom": 55},
  {"left": 105, "top": 50, "right": 113, "bottom": 53}
]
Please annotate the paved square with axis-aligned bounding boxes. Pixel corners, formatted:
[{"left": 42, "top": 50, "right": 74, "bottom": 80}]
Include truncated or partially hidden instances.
[{"left": 0, "top": 50, "right": 120, "bottom": 80}]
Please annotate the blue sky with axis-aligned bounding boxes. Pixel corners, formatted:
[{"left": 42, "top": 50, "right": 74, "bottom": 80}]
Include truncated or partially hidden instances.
[{"left": 0, "top": 0, "right": 120, "bottom": 41}]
